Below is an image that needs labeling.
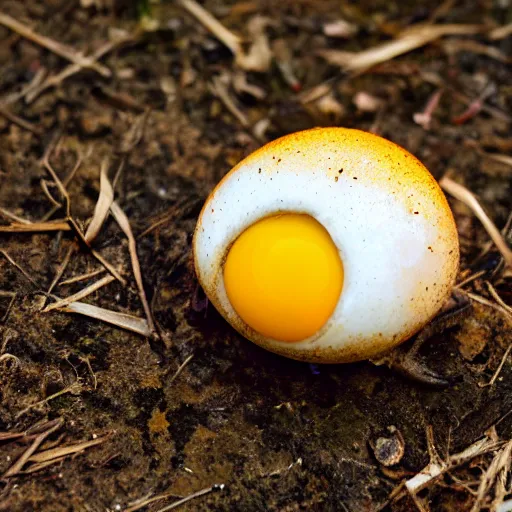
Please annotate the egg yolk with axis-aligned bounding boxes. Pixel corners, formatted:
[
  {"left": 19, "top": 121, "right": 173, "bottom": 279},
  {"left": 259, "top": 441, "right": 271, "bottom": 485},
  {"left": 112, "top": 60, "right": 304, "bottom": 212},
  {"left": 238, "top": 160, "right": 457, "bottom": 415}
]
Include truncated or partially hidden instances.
[{"left": 223, "top": 214, "right": 344, "bottom": 342}]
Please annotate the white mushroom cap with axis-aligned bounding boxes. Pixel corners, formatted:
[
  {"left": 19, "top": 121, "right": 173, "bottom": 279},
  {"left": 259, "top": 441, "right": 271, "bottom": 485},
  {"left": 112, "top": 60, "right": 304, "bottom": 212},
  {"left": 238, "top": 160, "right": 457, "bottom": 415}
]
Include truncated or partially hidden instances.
[{"left": 193, "top": 127, "right": 459, "bottom": 363}]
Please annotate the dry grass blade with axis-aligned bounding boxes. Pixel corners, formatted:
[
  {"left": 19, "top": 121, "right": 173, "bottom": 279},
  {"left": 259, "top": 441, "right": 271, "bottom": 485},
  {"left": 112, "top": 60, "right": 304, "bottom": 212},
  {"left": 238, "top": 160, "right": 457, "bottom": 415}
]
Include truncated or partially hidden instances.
[
  {"left": 0, "top": 207, "right": 32, "bottom": 224},
  {"left": 65, "top": 217, "right": 126, "bottom": 286},
  {"left": 177, "top": 0, "right": 271, "bottom": 72},
  {"left": 85, "top": 160, "right": 114, "bottom": 243},
  {"left": 90, "top": 248, "right": 126, "bottom": 285},
  {"left": 443, "top": 39, "right": 511, "bottom": 64},
  {"left": 20, "top": 456, "right": 68, "bottom": 474},
  {"left": 209, "top": 76, "right": 249, "bottom": 128},
  {"left": 0, "top": 250, "right": 40, "bottom": 287},
  {"left": 43, "top": 275, "right": 116, "bottom": 312},
  {"left": 318, "top": 24, "right": 482, "bottom": 72},
  {"left": 155, "top": 484, "right": 225, "bottom": 512},
  {"left": 486, "top": 282, "right": 512, "bottom": 316},
  {"left": 40, "top": 179, "right": 62, "bottom": 208},
  {"left": 59, "top": 268, "right": 105, "bottom": 286},
  {"left": 177, "top": 0, "right": 241, "bottom": 55},
  {"left": 479, "top": 344, "right": 512, "bottom": 388},
  {"left": 0, "top": 431, "right": 24, "bottom": 441},
  {"left": 28, "top": 435, "right": 110, "bottom": 463},
  {"left": 41, "top": 146, "right": 89, "bottom": 221},
  {"left": 0, "top": 291, "right": 16, "bottom": 322},
  {"left": 0, "top": 12, "right": 110, "bottom": 77},
  {"left": 26, "top": 32, "right": 135, "bottom": 103},
  {"left": 168, "top": 354, "right": 194, "bottom": 384},
  {"left": 3, "top": 418, "right": 63, "bottom": 477},
  {"left": 110, "top": 201, "right": 155, "bottom": 334},
  {"left": 472, "top": 146, "right": 512, "bottom": 170},
  {"left": 125, "top": 492, "right": 184, "bottom": 512},
  {"left": 41, "top": 134, "right": 71, "bottom": 217},
  {"left": 0, "top": 221, "right": 71, "bottom": 232},
  {"left": 59, "top": 301, "right": 151, "bottom": 337},
  {"left": 471, "top": 440, "right": 512, "bottom": 512},
  {"left": 489, "top": 22, "right": 512, "bottom": 40},
  {"left": 406, "top": 435, "right": 501, "bottom": 494},
  {"left": 440, "top": 177, "right": 512, "bottom": 268},
  {"left": 47, "top": 244, "right": 75, "bottom": 295},
  {"left": 467, "top": 292, "right": 512, "bottom": 322}
]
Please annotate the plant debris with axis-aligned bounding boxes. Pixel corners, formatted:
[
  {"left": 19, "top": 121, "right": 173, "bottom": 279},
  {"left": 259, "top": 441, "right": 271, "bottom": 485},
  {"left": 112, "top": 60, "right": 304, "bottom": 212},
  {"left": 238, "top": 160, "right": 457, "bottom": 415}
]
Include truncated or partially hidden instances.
[{"left": 0, "top": 1, "right": 511, "bottom": 511}]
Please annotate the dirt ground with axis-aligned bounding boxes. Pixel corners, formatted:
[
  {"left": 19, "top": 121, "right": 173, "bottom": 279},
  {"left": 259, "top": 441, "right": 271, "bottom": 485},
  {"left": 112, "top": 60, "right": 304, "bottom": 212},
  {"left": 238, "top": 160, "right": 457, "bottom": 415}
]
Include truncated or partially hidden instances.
[{"left": 0, "top": 1, "right": 511, "bottom": 511}]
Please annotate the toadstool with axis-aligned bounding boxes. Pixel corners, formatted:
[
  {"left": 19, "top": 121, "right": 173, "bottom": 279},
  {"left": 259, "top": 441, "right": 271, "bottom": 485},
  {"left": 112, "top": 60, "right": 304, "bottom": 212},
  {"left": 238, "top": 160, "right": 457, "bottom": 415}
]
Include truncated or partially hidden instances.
[{"left": 193, "top": 127, "right": 459, "bottom": 366}]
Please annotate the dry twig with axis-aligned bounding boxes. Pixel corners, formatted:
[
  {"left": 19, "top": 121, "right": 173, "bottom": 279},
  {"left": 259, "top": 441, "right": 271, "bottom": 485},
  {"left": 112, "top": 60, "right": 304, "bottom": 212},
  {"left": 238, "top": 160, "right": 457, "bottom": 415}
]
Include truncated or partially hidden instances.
[
  {"left": 177, "top": 0, "right": 271, "bottom": 71},
  {"left": 28, "top": 435, "right": 110, "bottom": 464},
  {"left": 317, "top": 23, "right": 482, "bottom": 73},
  {"left": 467, "top": 292, "right": 512, "bottom": 322},
  {"left": 3, "top": 418, "right": 63, "bottom": 477},
  {"left": 0, "top": 221, "right": 72, "bottom": 233},
  {"left": 440, "top": 177, "right": 512, "bottom": 268},
  {"left": 125, "top": 493, "right": 184, "bottom": 512},
  {"left": 479, "top": 344, "right": 512, "bottom": 388},
  {"left": 0, "top": 12, "right": 111, "bottom": 77},
  {"left": 0, "top": 250, "right": 40, "bottom": 287},
  {"left": 167, "top": 354, "right": 194, "bottom": 384},
  {"left": 154, "top": 484, "right": 225, "bottom": 512},
  {"left": 59, "top": 269, "right": 106, "bottom": 286},
  {"left": 0, "top": 104, "right": 42, "bottom": 134},
  {"left": 26, "top": 32, "right": 135, "bottom": 103}
]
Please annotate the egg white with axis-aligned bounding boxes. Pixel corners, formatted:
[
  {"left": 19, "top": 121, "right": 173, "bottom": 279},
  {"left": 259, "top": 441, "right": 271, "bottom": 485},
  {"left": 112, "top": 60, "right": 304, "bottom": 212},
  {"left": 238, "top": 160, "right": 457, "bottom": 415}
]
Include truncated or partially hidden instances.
[{"left": 194, "top": 128, "right": 459, "bottom": 363}]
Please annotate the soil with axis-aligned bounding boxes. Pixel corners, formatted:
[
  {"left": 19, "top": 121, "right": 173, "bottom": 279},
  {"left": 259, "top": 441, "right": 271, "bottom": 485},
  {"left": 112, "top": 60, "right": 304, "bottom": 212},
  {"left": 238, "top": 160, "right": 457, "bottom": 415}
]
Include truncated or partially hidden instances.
[{"left": 0, "top": 1, "right": 511, "bottom": 511}]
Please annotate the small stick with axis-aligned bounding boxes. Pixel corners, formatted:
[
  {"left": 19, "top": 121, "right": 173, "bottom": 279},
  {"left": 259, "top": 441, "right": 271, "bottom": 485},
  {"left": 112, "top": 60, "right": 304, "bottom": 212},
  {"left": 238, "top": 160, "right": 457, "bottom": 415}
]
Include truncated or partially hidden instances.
[
  {"left": 40, "top": 133, "right": 71, "bottom": 217},
  {"left": 0, "top": 12, "right": 111, "bottom": 77},
  {"left": 26, "top": 32, "right": 135, "bottom": 103},
  {"left": 177, "top": 0, "right": 241, "bottom": 54},
  {"left": 41, "top": 147, "right": 88, "bottom": 221},
  {"left": 168, "top": 354, "right": 194, "bottom": 384},
  {"left": 0, "top": 104, "right": 42, "bottom": 134},
  {"left": 47, "top": 244, "right": 75, "bottom": 295},
  {"left": 155, "top": 484, "right": 225, "bottom": 512},
  {"left": 0, "top": 291, "right": 16, "bottom": 322},
  {"left": 0, "top": 207, "right": 32, "bottom": 224},
  {"left": 209, "top": 77, "right": 249, "bottom": 128},
  {"left": 125, "top": 492, "right": 184, "bottom": 512},
  {"left": 40, "top": 179, "right": 62, "bottom": 208},
  {"left": 454, "top": 270, "right": 486, "bottom": 289},
  {"left": 28, "top": 435, "right": 109, "bottom": 463},
  {"left": 440, "top": 176, "right": 512, "bottom": 268},
  {"left": 0, "top": 221, "right": 71, "bottom": 232},
  {"left": 3, "top": 418, "right": 63, "bottom": 477},
  {"left": 60, "top": 268, "right": 105, "bottom": 286},
  {"left": 0, "top": 250, "right": 40, "bottom": 287},
  {"left": 479, "top": 344, "right": 512, "bottom": 388},
  {"left": 466, "top": 292, "right": 512, "bottom": 321},
  {"left": 485, "top": 282, "right": 512, "bottom": 315}
]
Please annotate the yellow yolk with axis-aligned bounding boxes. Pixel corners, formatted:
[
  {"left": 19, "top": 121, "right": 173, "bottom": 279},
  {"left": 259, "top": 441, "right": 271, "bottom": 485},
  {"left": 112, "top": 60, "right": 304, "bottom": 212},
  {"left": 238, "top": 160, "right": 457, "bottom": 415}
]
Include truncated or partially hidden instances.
[{"left": 223, "top": 214, "right": 344, "bottom": 342}]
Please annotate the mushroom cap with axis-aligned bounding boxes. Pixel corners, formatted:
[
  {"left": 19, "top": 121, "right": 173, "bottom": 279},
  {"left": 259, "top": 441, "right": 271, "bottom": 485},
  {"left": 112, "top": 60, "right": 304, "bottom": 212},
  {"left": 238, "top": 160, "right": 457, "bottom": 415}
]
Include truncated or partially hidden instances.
[{"left": 193, "top": 127, "right": 459, "bottom": 363}]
